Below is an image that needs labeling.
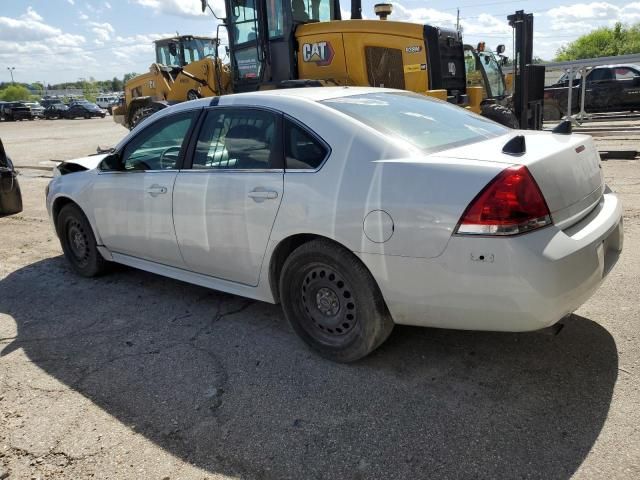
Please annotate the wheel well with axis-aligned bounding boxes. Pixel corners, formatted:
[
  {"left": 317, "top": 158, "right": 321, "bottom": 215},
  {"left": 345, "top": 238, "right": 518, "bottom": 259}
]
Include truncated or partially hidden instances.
[
  {"left": 270, "top": 234, "right": 360, "bottom": 303},
  {"left": 52, "top": 197, "right": 76, "bottom": 234}
]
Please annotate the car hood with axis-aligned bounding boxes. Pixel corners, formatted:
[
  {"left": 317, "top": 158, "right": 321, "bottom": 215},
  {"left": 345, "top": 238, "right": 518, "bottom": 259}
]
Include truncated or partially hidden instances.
[{"left": 60, "top": 153, "right": 107, "bottom": 170}]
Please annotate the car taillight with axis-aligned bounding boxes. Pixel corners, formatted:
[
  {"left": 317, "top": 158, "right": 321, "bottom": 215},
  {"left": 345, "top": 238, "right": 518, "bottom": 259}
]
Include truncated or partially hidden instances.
[{"left": 455, "top": 165, "right": 551, "bottom": 236}]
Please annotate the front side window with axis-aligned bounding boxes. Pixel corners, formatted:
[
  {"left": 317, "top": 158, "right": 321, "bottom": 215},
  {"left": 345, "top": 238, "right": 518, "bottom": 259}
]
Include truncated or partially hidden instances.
[
  {"left": 119, "top": 111, "right": 197, "bottom": 171},
  {"left": 322, "top": 92, "right": 508, "bottom": 154},
  {"left": 588, "top": 69, "right": 613, "bottom": 82},
  {"left": 230, "top": 0, "right": 258, "bottom": 44},
  {"left": 285, "top": 120, "right": 328, "bottom": 169},
  {"left": 193, "top": 108, "right": 281, "bottom": 170}
]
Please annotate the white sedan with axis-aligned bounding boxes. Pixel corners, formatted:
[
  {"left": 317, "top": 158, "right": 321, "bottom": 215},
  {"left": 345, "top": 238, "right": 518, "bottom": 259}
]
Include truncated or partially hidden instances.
[{"left": 46, "top": 87, "right": 623, "bottom": 362}]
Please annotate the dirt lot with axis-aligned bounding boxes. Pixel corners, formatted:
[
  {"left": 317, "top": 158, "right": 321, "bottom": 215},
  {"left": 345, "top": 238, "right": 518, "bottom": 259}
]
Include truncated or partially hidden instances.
[{"left": 1, "top": 118, "right": 639, "bottom": 479}]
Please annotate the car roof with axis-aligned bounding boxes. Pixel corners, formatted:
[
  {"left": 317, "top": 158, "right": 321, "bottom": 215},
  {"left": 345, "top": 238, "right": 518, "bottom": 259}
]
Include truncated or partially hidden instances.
[
  {"left": 593, "top": 64, "right": 640, "bottom": 69},
  {"left": 170, "top": 87, "right": 405, "bottom": 114}
]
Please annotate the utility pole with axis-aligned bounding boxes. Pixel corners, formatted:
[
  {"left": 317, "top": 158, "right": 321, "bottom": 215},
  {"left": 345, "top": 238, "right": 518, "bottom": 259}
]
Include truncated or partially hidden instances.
[
  {"left": 456, "top": 8, "right": 460, "bottom": 32},
  {"left": 7, "top": 67, "right": 15, "bottom": 84}
]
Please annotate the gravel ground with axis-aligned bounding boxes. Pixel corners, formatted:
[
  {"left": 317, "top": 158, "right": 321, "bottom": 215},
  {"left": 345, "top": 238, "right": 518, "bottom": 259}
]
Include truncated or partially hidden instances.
[{"left": 0, "top": 118, "right": 638, "bottom": 480}]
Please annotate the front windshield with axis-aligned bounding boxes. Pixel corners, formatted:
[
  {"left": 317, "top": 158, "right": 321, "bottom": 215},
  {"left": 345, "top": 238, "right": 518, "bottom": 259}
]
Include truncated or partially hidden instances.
[
  {"left": 322, "top": 92, "right": 508, "bottom": 153},
  {"left": 156, "top": 42, "right": 182, "bottom": 66},
  {"left": 478, "top": 51, "right": 505, "bottom": 97},
  {"left": 182, "top": 38, "right": 216, "bottom": 63}
]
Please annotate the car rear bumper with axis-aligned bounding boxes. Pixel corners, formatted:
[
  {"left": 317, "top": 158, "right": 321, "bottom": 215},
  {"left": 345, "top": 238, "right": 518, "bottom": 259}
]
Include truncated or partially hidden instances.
[{"left": 357, "top": 191, "right": 623, "bottom": 332}]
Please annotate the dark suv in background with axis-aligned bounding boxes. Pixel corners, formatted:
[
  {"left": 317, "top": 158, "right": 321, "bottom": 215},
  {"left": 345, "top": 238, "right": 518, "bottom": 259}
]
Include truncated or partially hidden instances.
[
  {"left": 65, "top": 101, "right": 106, "bottom": 119},
  {"left": 544, "top": 64, "right": 640, "bottom": 119},
  {"left": 0, "top": 102, "right": 32, "bottom": 121}
]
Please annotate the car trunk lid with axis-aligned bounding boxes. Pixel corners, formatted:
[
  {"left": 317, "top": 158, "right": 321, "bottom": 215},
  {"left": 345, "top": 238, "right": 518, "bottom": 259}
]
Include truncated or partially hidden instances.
[{"left": 437, "top": 131, "right": 604, "bottom": 229}]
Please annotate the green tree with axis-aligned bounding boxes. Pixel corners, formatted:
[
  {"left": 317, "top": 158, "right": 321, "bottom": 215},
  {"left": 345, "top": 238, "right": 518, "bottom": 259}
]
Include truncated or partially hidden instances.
[
  {"left": 81, "top": 80, "right": 99, "bottom": 102},
  {"left": 123, "top": 72, "right": 138, "bottom": 85},
  {"left": 111, "top": 76, "right": 123, "bottom": 91},
  {"left": 556, "top": 22, "right": 640, "bottom": 61},
  {"left": 0, "top": 84, "right": 31, "bottom": 101}
]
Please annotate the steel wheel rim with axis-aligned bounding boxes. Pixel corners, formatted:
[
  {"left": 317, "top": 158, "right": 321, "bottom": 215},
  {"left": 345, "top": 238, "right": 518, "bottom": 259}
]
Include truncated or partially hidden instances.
[
  {"left": 300, "top": 264, "right": 357, "bottom": 339},
  {"left": 66, "top": 219, "right": 89, "bottom": 266}
]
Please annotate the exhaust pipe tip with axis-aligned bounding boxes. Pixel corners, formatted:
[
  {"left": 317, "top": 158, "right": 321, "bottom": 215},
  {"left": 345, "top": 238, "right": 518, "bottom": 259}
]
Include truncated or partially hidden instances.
[{"left": 374, "top": 3, "right": 393, "bottom": 20}]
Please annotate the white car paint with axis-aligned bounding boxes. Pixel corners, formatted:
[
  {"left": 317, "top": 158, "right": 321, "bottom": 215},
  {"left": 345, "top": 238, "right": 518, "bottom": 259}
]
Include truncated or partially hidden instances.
[{"left": 46, "top": 87, "right": 623, "bottom": 332}]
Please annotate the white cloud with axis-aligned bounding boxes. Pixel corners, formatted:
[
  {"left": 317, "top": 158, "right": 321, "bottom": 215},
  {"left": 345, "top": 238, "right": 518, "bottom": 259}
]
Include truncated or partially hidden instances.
[
  {"left": 545, "top": 2, "right": 640, "bottom": 31},
  {"left": 0, "top": 8, "right": 65, "bottom": 41},
  {"left": 67, "top": 0, "right": 75, "bottom": 5},
  {"left": 89, "top": 21, "right": 115, "bottom": 42},
  {"left": 135, "top": 0, "right": 225, "bottom": 18},
  {"left": 105, "top": 1, "right": 112, "bottom": 9}
]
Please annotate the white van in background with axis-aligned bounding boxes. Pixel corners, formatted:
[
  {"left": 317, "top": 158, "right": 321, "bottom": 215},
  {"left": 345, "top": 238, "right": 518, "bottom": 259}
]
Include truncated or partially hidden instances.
[{"left": 95, "top": 95, "right": 118, "bottom": 111}]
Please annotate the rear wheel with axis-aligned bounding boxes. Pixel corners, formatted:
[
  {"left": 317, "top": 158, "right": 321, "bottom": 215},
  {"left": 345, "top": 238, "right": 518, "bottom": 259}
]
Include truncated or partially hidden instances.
[
  {"left": 481, "top": 103, "right": 519, "bottom": 128},
  {"left": 279, "top": 239, "right": 394, "bottom": 362},
  {"left": 187, "top": 90, "right": 200, "bottom": 101},
  {"left": 57, "top": 203, "right": 107, "bottom": 277}
]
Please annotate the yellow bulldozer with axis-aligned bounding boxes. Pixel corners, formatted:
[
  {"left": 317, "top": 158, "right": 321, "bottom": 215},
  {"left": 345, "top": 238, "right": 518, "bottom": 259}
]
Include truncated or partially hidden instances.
[
  {"left": 116, "top": 0, "right": 521, "bottom": 129},
  {"left": 112, "top": 35, "right": 232, "bottom": 128}
]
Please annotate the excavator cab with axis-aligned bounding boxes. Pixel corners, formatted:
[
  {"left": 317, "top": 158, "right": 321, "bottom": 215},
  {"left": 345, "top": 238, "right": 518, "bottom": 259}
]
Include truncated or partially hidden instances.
[{"left": 224, "top": 0, "right": 341, "bottom": 91}]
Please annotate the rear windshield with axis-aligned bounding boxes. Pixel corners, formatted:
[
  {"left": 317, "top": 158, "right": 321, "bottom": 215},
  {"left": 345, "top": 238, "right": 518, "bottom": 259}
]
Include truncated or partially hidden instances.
[{"left": 322, "top": 92, "right": 508, "bottom": 153}]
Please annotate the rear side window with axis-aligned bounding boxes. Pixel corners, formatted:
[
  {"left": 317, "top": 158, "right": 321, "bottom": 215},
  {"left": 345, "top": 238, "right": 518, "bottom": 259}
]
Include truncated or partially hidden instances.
[
  {"left": 284, "top": 120, "right": 328, "bottom": 170},
  {"left": 193, "top": 108, "right": 281, "bottom": 170},
  {"left": 322, "top": 92, "right": 507, "bottom": 154},
  {"left": 614, "top": 67, "right": 639, "bottom": 80}
]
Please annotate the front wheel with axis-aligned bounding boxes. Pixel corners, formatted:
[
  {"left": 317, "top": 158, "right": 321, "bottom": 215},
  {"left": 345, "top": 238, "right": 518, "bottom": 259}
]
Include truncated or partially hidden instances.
[
  {"left": 279, "top": 239, "right": 394, "bottom": 362},
  {"left": 57, "top": 203, "right": 107, "bottom": 277}
]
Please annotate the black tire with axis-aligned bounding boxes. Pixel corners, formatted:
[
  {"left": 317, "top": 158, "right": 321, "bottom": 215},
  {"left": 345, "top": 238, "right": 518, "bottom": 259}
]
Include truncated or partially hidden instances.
[
  {"left": 481, "top": 103, "right": 519, "bottom": 128},
  {"left": 279, "top": 239, "right": 394, "bottom": 362},
  {"left": 57, "top": 203, "right": 107, "bottom": 277}
]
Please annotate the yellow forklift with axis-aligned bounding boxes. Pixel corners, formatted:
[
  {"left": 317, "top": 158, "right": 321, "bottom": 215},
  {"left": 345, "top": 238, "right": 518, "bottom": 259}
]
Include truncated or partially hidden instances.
[{"left": 464, "top": 42, "right": 518, "bottom": 127}]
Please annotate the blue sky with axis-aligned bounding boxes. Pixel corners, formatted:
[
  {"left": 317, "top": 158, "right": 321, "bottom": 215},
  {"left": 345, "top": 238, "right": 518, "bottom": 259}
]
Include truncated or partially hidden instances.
[{"left": 1, "top": 0, "right": 639, "bottom": 84}]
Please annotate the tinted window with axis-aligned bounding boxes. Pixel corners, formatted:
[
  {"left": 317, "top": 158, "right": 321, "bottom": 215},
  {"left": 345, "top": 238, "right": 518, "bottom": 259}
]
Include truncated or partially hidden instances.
[
  {"left": 322, "top": 92, "right": 508, "bottom": 154},
  {"left": 589, "top": 69, "right": 613, "bottom": 82},
  {"left": 120, "top": 111, "right": 196, "bottom": 171},
  {"left": 193, "top": 108, "right": 280, "bottom": 170},
  {"left": 285, "top": 120, "right": 327, "bottom": 169}
]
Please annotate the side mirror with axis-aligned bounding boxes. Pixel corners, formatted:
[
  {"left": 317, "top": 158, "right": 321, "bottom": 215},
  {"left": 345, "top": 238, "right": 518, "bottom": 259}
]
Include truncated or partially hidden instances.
[
  {"left": 99, "top": 153, "right": 122, "bottom": 171},
  {"left": 0, "top": 139, "right": 7, "bottom": 168},
  {"left": 496, "top": 44, "right": 505, "bottom": 55}
]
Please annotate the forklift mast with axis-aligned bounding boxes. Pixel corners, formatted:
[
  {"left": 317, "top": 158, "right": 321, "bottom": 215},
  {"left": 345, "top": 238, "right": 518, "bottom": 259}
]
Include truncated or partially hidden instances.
[{"left": 508, "top": 10, "right": 545, "bottom": 129}]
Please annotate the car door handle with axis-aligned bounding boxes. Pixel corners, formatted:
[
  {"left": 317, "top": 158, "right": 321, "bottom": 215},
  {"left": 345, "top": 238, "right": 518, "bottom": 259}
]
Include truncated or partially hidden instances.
[
  {"left": 146, "top": 184, "right": 167, "bottom": 197},
  {"left": 248, "top": 189, "right": 278, "bottom": 201}
]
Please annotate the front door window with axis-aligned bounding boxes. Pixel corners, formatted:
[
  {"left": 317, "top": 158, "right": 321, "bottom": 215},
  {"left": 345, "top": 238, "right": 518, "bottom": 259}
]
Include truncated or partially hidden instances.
[{"left": 119, "top": 111, "right": 197, "bottom": 171}]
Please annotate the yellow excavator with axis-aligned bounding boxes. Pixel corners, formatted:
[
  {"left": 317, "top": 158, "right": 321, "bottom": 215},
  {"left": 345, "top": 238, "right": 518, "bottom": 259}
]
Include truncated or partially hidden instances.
[{"left": 116, "top": 1, "right": 508, "bottom": 129}]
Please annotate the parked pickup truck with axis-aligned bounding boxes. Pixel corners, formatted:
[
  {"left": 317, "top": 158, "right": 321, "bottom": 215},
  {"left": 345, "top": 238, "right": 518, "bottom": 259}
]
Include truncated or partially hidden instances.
[{"left": 544, "top": 64, "right": 640, "bottom": 120}]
